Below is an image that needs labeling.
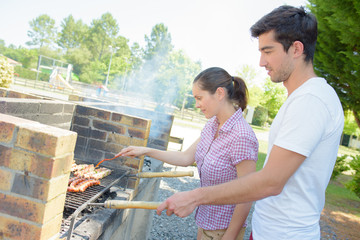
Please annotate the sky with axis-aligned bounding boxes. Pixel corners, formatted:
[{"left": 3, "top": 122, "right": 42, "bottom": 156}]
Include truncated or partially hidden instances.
[{"left": 0, "top": 0, "right": 308, "bottom": 82}]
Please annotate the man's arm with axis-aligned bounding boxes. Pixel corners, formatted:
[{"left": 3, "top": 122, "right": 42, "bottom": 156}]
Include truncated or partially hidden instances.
[{"left": 157, "top": 145, "right": 306, "bottom": 217}]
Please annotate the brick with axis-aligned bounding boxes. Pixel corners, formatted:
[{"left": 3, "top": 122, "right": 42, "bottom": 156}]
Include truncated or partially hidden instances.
[
  {"left": 7, "top": 149, "right": 33, "bottom": 172},
  {"left": 68, "top": 94, "right": 81, "bottom": 101},
  {"left": 75, "top": 105, "right": 111, "bottom": 120},
  {"left": 111, "top": 113, "right": 135, "bottom": 126},
  {"left": 0, "top": 145, "right": 12, "bottom": 166},
  {"left": 75, "top": 136, "right": 87, "bottom": 146},
  {"left": 25, "top": 114, "right": 69, "bottom": 126},
  {"left": 63, "top": 103, "right": 75, "bottom": 114},
  {"left": 93, "top": 120, "right": 125, "bottom": 134},
  {"left": 88, "top": 139, "right": 123, "bottom": 153},
  {"left": 7, "top": 91, "right": 39, "bottom": 99},
  {"left": 0, "top": 88, "right": 7, "bottom": 97},
  {"left": 0, "top": 192, "right": 66, "bottom": 225},
  {"left": 0, "top": 215, "right": 41, "bottom": 240},
  {"left": 39, "top": 213, "right": 63, "bottom": 240},
  {"left": 72, "top": 124, "right": 90, "bottom": 137},
  {"left": 74, "top": 145, "right": 86, "bottom": 159},
  {"left": 11, "top": 173, "right": 69, "bottom": 201},
  {"left": 128, "top": 127, "right": 148, "bottom": 139},
  {"left": 0, "top": 100, "right": 6, "bottom": 113},
  {"left": 5, "top": 101, "right": 40, "bottom": 114},
  {"left": 123, "top": 156, "right": 142, "bottom": 170},
  {"left": 0, "top": 168, "right": 13, "bottom": 191},
  {"left": 3, "top": 148, "right": 72, "bottom": 178},
  {"left": 90, "top": 129, "right": 107, "bottom": 140},
  {"left": 0, "top": 120, "right": 16, "bottom": 143},
  {"left": 42, "top": 192, "right": 68, "bottom": 222},
  {"left": 107, "top": 133, "right": 147, "bottom": 147},
  {"left": 85, "top": 148, "right": 104, "bottom": 162},
  {"left": 133, "top": 118, "right": 150, "bottom": 128},
  {"left": 31, "top": 152, "right": 74, "bottom": 179},
  {"left": 15, "top": 125, "right": 77, "bottom": 157},
  {"left": 0, "top": 192, "right": 44, "bottom": 223},
  {"left": 39, "top": 102, "right": 64, "bottom": 114},
  {"left": 72, "top": 116, "right": 90, "bottom": 127}
]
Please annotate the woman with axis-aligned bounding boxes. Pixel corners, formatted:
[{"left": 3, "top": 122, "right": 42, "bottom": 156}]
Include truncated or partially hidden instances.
[{"left": 118, "top": 67, "right": 258, "bottom": 240}]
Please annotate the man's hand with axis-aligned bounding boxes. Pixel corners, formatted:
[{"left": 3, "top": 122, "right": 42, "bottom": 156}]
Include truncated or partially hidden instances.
[{"left": 156, "top": 190, "right": 198, "bottom": 218}]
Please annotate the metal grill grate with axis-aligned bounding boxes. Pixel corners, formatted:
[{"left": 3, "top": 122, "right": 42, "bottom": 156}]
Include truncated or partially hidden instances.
[{"left": 60, "top": 160, "right": 130, "bottom": 239}]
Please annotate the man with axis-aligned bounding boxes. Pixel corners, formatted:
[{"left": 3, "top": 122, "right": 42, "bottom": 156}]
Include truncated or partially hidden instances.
[{"left": 156, "top": 5, "right": 344, "bottom": 240}]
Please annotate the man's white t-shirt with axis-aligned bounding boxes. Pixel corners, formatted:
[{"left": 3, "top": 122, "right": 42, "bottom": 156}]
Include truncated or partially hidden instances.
[{"left": 252, "top": 78, "right": 344, "bottom": 240}]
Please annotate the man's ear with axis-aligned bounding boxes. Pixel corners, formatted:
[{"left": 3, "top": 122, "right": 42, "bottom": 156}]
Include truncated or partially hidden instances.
[{"left": 292, "top": 40, "right": 304, "bottom": 58}]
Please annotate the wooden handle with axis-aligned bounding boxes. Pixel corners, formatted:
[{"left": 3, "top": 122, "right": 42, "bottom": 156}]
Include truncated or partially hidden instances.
[
  {"left": 104, "top": 200, "right": 162, "bottom": 209},
  {"left": 137, "top": 171, "right": 194, "bottom": 178}
]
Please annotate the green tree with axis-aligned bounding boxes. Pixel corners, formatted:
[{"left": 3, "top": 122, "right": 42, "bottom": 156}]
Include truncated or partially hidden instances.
[
  {"left": 309, "top": 0, "right": 360, "bottom": 128},
  {"left": 143, "top": 23, "right": 173, "bottom": 61},
  {"left": 236, "top": 64, "right": 264, "bottom": 108},
  {"left": 261, "top": 78, "right": 287, "bottom": 122},
  {"left": 65, "top": 47, "right": 92, "bottom": 77},
  {"left": 343, "top": 110, "right": 360, "bottom": 136},
  {"left": 58, "top": 15, "right": 88, "bottom": 50},
  {"left": 79, "top": 60, "right": 107, "bottom": 84},
  {"left": 156, "top": 50, "right": 201, "bottom": 108},
  {"left": 132, "top": 23, "right": 174, "bottom": 97},
  {"left": 26, "top": 14, "right": 57, "bottom": 48},
  {"left": 105, "top": 36, "right": 133, "bottom": 88},
  {"left": 86, "top": 13, "right": 119, "bottom": 61}
]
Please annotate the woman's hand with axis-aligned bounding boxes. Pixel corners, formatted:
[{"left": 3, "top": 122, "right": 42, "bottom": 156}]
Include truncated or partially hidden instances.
[{"left": 117, "top": 146, "right": 149, "bottom": 157}]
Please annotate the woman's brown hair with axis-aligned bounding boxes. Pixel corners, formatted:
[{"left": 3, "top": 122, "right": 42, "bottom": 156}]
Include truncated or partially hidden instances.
[{"left": 193, "top": 67, "right": 248, "bottom": 111}]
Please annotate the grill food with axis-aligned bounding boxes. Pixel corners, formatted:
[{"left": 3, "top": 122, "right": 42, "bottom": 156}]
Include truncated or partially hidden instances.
[{"left": 68, "top": 163, "right": 112, "bottom": 192}]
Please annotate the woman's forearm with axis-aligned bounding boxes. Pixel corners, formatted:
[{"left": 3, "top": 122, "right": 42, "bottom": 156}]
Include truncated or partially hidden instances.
[{"left": 143, "top": 148, "right": 194, "bottom": 166}]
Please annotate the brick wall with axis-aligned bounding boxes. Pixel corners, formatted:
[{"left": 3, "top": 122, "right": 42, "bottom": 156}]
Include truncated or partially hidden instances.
[
  {"left": 0, "top": 113, "right": 77, "bottom": 240},
  {"left": 0, "top": 87, "right": 50, "bottom": 99},
  {"left": 68, "top": 98, "right": 174, "bottom": 151},
  {"left": 0, "top": 98, "right": 75, "bottom": 130},
  {"left": 71, "top": 105, "right": 151, "bottom": 189}
]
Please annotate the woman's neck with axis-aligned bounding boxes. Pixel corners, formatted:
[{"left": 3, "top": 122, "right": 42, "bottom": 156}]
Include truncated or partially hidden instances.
[{"left": 216, "top": 103, "right": 237, "bottom": 128}]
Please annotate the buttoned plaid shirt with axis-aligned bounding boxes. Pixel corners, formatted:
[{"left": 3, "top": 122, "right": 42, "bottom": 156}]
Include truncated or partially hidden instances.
[{"left": 195, "top": 108, "right": 258, "bottom": 230}]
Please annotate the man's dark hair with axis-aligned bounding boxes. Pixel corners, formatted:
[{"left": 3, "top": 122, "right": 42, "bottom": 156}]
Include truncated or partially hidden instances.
[{"left": 250, "top": 5, "right": 317, "bottom": 62}]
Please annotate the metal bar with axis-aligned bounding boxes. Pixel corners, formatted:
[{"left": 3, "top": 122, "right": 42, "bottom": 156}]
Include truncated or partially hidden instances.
[{"left": 66, "top": 169, "right": 130, "bottom": 240}]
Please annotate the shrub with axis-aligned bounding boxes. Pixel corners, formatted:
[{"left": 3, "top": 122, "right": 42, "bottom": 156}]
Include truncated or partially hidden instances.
[
  {"left": 252, "top": 106, "right": 268, "bottom": 127},
  {"left": 345, "top": 155, "right": 360, "bottom": 198},
  {"left": 331, "top": 154, "right": 350, "bottom": 180},
  {"left": 0, "top": 57, "right": 14, "bottom": 88},
  {"left": 14, "top": 66, "right": 50, "bottom": 82}
]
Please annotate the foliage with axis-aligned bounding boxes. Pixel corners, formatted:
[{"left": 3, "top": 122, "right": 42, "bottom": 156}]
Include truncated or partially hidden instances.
[
  {"left": 14, "top": 66, "right": 50, "bottom": 82},
  {"left": 252, "top": 106, "right": 268, "bottom": 127},
  {"left": 346, "top": 155, "right": 360, "bottom": 198},
  {"left": 343, "top": 110, "right": 360, "bottom": 136},
  {"left": 86, "top": 13, "right": 119, "bottom": 61},
  {"left": 237, "top": 64, "right": 265, "bottom": 109},
  {"left": 57, "top": 15, "right": 88, "bottom": 50},
  {"left": 79, "top": 60, "right": 107, "bottom": 84},
  {"left": 156, "top": 50, "right": 201, "bottom": 108},
  {"left": 0, "top": 57, "right": 13, "bottom": 88},
  {"left": 308, "top": 0, "right": 360, "bottom": 129},
  {"left": 3, "top": 13, "right": 200, "bottom": 105},
  {"left": 26, "top": 14, "right": 57, "bottom": 48},
  {"left": 331, "top": 155, "right": 350, "bottom": 180},
  {"left": 261, "top": 78, "right": 287, "bottom": 122}
]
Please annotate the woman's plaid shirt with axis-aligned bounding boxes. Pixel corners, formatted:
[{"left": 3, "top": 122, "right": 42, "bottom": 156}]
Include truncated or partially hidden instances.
[{"left": 195, "top": 108, "right": 259, "bottom": 230}]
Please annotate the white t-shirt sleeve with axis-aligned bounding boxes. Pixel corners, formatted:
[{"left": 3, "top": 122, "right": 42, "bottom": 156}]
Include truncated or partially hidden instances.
[{"left": 273, "top": 94, "right": 329, "bottom": 157}]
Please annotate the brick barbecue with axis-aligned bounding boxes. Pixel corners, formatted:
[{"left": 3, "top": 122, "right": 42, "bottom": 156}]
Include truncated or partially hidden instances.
[{"left": 0, "top": 87, "right": 175, "bottom": 240}]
